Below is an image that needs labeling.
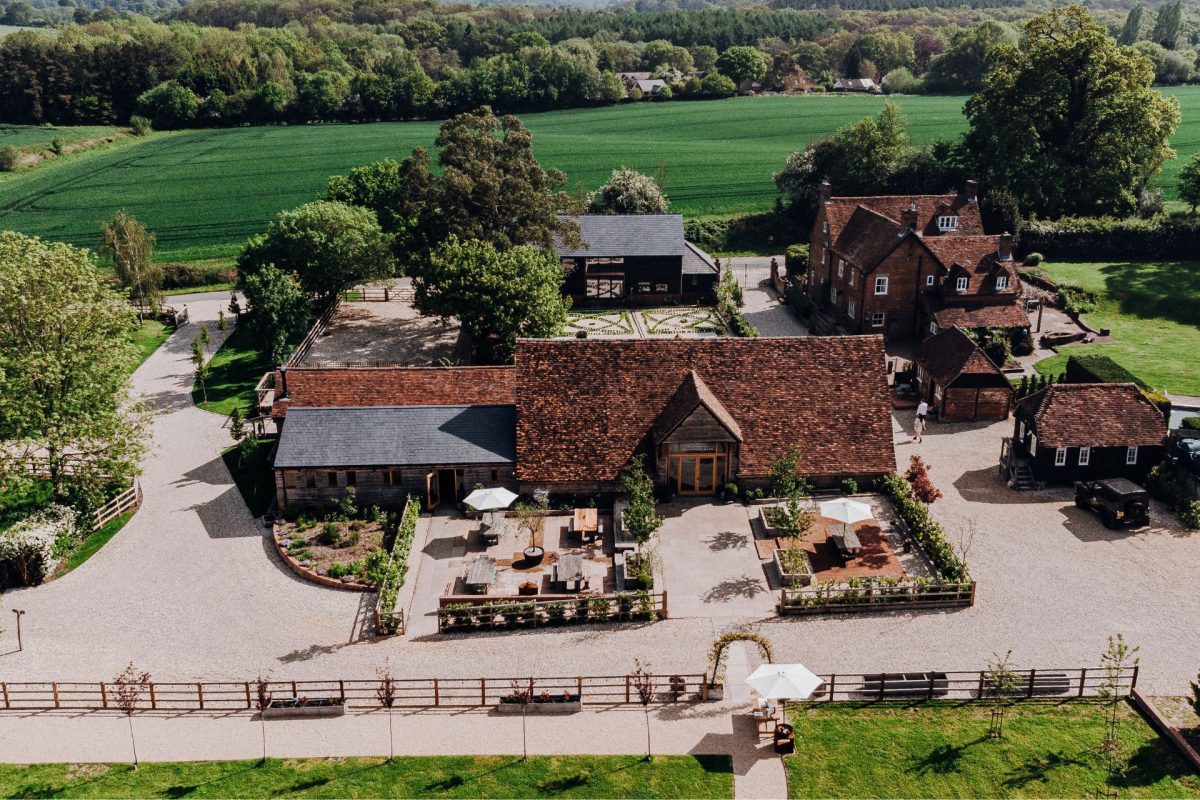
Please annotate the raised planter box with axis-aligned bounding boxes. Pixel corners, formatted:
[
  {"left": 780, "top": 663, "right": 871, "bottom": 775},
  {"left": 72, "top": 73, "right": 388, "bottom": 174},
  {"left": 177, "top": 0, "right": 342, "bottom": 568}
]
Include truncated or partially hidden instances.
[
  {"left": 773, "top": 547, "right": 812, "bottom": 587},
  {"left": 759, "top": 505, "right": 788, "bottom": 537},
  {"left": 496, "top": 698, "right": 582, "bottom": 715},
  {"left": 262, "top": 698, "right": 346, "bottom": 719}
]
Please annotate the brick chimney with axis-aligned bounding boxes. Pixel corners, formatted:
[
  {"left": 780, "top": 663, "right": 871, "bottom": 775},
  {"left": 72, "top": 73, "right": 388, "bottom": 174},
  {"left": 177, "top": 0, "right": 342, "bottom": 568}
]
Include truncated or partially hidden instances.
[
  {"left": 900, "top": 203, "right": 919, "bottom": 233},
  {"left": 965, "top": 179, "right": 978, "bottom": 202},
  {"left": 998, "top": 232, "right": 1013, "bottom": 261},
  {"left": 819, "top": 180, "right": 832, "bottom": 205}
]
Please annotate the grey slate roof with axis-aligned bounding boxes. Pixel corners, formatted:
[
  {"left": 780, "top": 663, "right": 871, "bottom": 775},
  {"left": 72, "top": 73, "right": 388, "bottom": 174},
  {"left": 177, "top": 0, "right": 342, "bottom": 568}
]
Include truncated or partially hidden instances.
[
  {"left": 274, "top": 405, "right": 516, "bottom": 469},
  {"left": 556, "top": 214, "right": 685, "bottom": 258},
  {"left": 682, "top": 241, "right": 719, "bottom": 275}
]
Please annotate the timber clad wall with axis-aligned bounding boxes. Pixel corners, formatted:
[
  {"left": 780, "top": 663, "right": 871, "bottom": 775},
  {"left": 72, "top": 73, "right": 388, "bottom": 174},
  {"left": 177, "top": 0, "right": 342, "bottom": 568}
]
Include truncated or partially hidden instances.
[
  {"left": 941, "top": 386, "right": 1011, "bottom": 421},
  {"left": 276, "top": 466, "right": 515, "bottom": 510}
]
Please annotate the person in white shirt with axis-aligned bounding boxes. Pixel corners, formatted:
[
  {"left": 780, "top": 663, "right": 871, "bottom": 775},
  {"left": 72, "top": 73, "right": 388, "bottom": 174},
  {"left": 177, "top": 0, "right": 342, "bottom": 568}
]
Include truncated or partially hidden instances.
[{"left": 913, "top": 401, "right": 929, "bottom": 443}]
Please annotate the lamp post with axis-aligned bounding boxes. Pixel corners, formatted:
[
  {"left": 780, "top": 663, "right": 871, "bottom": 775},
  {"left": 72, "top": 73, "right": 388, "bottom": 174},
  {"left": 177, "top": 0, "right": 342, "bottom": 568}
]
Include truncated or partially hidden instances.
[{"left": 11, "top": 609, "right": 24, "bottom": 651}]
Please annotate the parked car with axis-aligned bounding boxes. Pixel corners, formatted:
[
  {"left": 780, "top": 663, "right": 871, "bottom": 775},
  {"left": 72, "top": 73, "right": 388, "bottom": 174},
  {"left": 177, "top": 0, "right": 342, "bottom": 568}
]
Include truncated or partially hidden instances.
[
  {"left": 1172, "top": 437, "right": 1200, "bottom": 476},
  {"left": 1074, "top": 478, "right": 1151, "bottom": 529}
]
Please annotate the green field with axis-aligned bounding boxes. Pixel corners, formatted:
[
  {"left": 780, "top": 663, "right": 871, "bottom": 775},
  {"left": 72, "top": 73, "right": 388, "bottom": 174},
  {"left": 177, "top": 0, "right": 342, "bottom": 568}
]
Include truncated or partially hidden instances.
[
  {"left": 0, "top": 124, "right": 121, "bottom": 153},
  {"left": 0, "top": 755, "right": 733, "bottom": 798},
  {"left": 1034, "top": 260, "right": 1200, "bottom": 396},
  {"left": 785, "top": 702, "right": 1200, "bottom": 798},
  {"left": 0, "top": 94, "right": 973, "bottom": 262}
]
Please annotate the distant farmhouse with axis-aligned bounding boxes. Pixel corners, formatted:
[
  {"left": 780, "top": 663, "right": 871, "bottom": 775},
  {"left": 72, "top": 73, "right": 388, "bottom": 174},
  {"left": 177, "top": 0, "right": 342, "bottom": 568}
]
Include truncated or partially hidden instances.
[
  {"left": 833, "top": 77, "right": 878, "bottom": 92},
  {"left": 807, "top": 181, "right": 1028, "bottom": 342},
  {"left": 615, "top": 72, "right": 666, "bottom": 96},
  {"left": 270, "top": 337, "right": 894, "bottom": 511},
  {"left": 555, "top": 214, "right": 719, "bottom": 306}
]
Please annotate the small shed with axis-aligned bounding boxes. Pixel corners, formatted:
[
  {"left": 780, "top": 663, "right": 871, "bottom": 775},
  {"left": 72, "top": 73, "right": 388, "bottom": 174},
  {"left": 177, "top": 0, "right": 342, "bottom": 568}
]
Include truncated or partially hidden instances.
[{"left": 915, "top": 327, "right": 1013, "bottom": 421}]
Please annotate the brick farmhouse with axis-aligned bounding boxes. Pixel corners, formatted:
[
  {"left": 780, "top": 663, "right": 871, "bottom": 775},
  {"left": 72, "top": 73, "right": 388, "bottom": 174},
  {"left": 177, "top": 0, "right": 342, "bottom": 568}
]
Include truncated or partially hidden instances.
[
  {"left": 269, "top": 337, "right": 896, "bottom": 511},
  {"left": 807, "top": 181, "right": 1029, "bottom": 342}
]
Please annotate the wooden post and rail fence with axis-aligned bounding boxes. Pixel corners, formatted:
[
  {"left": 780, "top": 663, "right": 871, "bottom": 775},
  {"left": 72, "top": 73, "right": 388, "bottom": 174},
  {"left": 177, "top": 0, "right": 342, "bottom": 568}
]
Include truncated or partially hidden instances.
[{"left": 89, "top": 481, "right": 143, "bottom": 532}]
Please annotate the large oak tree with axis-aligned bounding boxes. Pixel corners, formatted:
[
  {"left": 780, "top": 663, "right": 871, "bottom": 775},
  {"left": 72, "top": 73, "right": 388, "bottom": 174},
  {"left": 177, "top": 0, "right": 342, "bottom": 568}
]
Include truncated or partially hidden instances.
[{"left": 964, "top": 6, "right": 1179, "bottom": 218}]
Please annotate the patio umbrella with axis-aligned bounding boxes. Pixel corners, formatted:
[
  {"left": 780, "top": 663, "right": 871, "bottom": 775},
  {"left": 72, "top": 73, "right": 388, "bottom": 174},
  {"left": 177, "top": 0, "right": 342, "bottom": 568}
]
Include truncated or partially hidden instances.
[
  {"left": 463, "top": 487, "right": 519, "bottom": 512},
  {"left": 818, "top": 497, "right": 873, "bottom": 537},
  {"left": 745, "top": 663, "right": 824, "bottom": 701}
]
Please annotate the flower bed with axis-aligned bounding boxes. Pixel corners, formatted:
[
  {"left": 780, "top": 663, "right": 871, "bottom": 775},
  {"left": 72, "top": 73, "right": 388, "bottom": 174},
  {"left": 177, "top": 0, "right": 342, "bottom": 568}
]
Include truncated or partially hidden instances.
[
  {"left": 438, "top": 591, "right": 662, "bottom": 633},
  {"left": 563, "top": 310, "right": 635, "bottom": 336},
  {"left": 262, "top": 696, "right": 346, "bottom": 719},
  {"left": 773, "top": 546, "right": 812, "bottom": 587},
  {"left": 641, "top": 307, "right": 725, "bottom": 335},
  {"left": 274, "top": 513, "right": 384, "bottom": 589},
  {"left": 497, "top": 691, "right": 582, "bottom": 714}
]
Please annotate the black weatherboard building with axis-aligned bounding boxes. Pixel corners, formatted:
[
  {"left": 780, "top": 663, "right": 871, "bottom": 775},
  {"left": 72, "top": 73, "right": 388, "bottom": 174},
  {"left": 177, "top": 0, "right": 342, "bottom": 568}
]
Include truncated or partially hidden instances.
[{"left": 556, "top": 214, "right": 719, "bottom": 305}]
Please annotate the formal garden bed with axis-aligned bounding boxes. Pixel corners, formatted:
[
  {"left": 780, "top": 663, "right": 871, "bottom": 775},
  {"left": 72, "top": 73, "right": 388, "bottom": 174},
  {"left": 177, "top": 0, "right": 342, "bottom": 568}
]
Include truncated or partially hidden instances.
[
  {"left": 784, "top": 701, "right": 1200, "bottom": 798},
  {"left": 641, "top": 307, "right": 726, "bottom": 335},
  {"left": 562, "top": 310, "right": 636, "bottom": 337}
]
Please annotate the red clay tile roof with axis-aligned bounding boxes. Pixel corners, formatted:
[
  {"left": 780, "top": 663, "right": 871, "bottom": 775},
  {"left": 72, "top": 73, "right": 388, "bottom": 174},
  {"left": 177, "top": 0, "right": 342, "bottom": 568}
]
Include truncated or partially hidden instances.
[
  {"left": 930, "top": 302, "right": 1030, "bottom": 330},
  {"left": 1017, "top": 383, "right": 1167, "bottom": 448},
  {"left": 515, "top": 337, "right": 894, "bottom": 483},
  {"left": 924, "top": 236, "right": 1019, "bottom": 296},
  {"left": 273, "top": 365, "right": 516, "bottom": 417},
  {"left": 651, "top": 370, "right": 743, "bottom": 443},
  {"left": 917, "top": 327, "right": 1006, "bottom": 385},
  {"left": 834, "top": 206, "right": 903, "bottom": 267},
  {"left": 825, "top": 192, "right": 983, "bottom": 247}
]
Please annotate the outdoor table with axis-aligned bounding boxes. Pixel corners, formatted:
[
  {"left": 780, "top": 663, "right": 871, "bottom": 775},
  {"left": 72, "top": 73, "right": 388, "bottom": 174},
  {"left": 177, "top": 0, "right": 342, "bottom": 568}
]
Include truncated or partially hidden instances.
[
  {"left": 841, "top": 527, "right": 863, "bottom": 553},
  {"left": 465, "top": 556, "right": 497, "bottom": 592},
  {"left": 573, "top": 508, "right": 598, "bottom": 541},
  {"left": 558, "top": 553, "right": 584, "bottom": 590}
]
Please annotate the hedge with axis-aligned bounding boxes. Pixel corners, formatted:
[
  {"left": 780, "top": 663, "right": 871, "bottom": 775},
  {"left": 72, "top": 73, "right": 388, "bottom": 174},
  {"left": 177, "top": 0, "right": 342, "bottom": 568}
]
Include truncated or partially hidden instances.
[
  {"left": 376, "top": 495, "right": 420, "bottom": 633},
  {"left": 785, "top": 243, "right": 809, "bottom": 275},
  {"left": 1182, "top": 416, "right": 1200, "bottom": 431},
  {"left": 1064, "top": 354, "right": 1171, "bottom": 417},
  {"left": 880, "top": 473, "right": 969, "bottom": 583},
  {"left": 1019, "top": 214, "right": 1200, "bottom": 261}
]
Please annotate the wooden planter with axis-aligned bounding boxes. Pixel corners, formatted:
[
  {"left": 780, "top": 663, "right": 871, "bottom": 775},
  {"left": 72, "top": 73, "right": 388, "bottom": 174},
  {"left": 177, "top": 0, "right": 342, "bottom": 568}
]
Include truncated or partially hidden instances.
[
  {"left": 496, "top": 699, "right": 582, "bottom": 715},
  {"left": 262, "top": 698, "right": 346, "bottom": 719},
  {"left": 704, "top": 683, "right": 725, "bottom": 702},
  {"left": 773, "top": 548, "right": 813, "bottom": 587}
]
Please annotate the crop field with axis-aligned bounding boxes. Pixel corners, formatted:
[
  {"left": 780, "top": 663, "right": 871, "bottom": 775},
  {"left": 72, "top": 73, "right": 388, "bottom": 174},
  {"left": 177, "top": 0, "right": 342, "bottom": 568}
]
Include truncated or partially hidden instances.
[
  {"left": 0, "top": 125, "right": 121, "bottom": 152},
  {"left": 2, "top": 88, "right": 1199, "bottom": 263}
]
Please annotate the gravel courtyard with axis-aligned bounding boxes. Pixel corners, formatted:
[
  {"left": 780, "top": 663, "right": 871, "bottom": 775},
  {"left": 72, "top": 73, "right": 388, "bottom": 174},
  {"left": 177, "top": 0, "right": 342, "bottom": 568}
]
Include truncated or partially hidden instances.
[{"left": 0, "top": 292, "right": 1196, "bottom": 696}]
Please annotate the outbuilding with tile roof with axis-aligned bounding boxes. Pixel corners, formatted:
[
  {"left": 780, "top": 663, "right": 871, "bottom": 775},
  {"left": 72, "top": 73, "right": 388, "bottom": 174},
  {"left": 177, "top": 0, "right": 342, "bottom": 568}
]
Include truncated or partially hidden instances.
[{"left": 915, "top": 327, "right": 1014, "bottom": 421}]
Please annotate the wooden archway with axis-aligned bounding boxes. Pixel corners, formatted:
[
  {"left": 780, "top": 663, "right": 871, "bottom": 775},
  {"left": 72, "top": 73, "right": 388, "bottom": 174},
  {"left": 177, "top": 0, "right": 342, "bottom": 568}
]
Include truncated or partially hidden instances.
[{"left": 708, "top": 631, "right": 776, "bottom": 685}]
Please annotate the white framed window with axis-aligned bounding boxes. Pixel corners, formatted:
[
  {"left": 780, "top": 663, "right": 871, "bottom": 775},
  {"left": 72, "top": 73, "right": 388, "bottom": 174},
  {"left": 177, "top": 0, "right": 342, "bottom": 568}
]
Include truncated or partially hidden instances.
[
  {"left": 830, "top": 285, "right": 837, "bottom": 304},
  {"left": 929, "top": 321, "right": 938, "bottom": 335},
  {"left": 847, "top": 299, "right": 856, "bottom": 319},
  {"left": 875, "top": 276, "right": 889, "bottom": 295},
  {"left": 1018, "top": 420, "right": 1025, "bottom": 439},
  {"left": 849, "top": 270, "right": 856, "bottom": 287},
  {"left": 996, "top": 275, "right": 1009, "bottom": 291},
  {"left": 585, "top": 277, "right": 624, "bottom": 298},
  {"left": 1079, "top": 446, "right": 1090, "bottom": 466},
  {"left": 837, "top": 260, "right": 844, "bottom": 278},
  {"left": 655, "top": 283, "right": 668, "bottom": 292},
  {"left": 1030, "top": 433, "right": 1038, "bottom": 456},
  {"left": 1126, "top": 446, "right": 1138, "bottom": 465},
  {"left": 870, "top": 312, "right": 885, "bottom": 328},
  {"left": 820, "top": 249, "right": 826, "bottom": 266},
  {"left": 637, "top": 281, "right": 651, "bottom": 292},
  {"left": 937, "top": 215, "right": 958, "bottom": 232},
  {"left": 955, "top": 276, "right": 969, "bottom": 293},
  {"left": 926, "top": 274, "right": 936, "bottom": 287},
  {"left": 1054, "top": 447, "right": 1067, "bottom": 466},
  {"left": 935, "top": 386, "right": 944, "bottom": 401}
]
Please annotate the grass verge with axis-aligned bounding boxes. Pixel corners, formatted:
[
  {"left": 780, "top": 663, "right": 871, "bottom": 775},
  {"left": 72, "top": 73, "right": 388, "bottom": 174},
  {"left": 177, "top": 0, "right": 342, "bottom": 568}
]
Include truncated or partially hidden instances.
[
  {"left": 1035, "top": 260, "right": 1200, "bottom": 396},
  {"left": 222, "top": 439, "right": 275, "bottom": 517},
  {"left": 193, "top": 322, "right": 272, "bottom": 417},
  {"left": 785, "top": 701, "right": 1200, "bottom": 798},
  {"left": 55, "top": 511, "right": 133, "bottom": 577},
  {"left": 0, "top": 755, "right": 733, "bottom": 798},
  {"left": 129, "top": 318, "right": 172, "bottom": 370}
]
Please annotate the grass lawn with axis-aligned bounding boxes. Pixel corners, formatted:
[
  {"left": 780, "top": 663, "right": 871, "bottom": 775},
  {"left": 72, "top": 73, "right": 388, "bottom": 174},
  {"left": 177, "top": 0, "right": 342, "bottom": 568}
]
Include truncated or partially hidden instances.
[
  {"left": 54, "top": 511, "right": 133, "bottom": 577},
  {"left": 129, "top": 318, "right": 172, "bottom": 370},
  {"left": 0, "top": 755, "right": 732, "bottom": 798},
  {"left": 786, "top": 702, "right": 1200, "bottom": 799},
  {"left": 1035, "top": 260, "right": 1200, "bottom": 396},
  {"left": 222, "top": 439, "right": 275, "bottom": 517},
  {"left": 193, "top": 322, "right": 272, "bottom": 417}
]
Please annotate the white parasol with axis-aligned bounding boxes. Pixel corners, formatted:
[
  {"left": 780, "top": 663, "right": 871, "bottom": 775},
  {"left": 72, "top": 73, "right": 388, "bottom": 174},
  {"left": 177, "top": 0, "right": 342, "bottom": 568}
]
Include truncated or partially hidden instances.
[
  {"left": 463, "top": 487, "right": 519, "bottom": 512},
  {"left": 818, "top": 497, "right": 873, "bottom": 537},
  {"left": 745, "top": 663, "right": 824, "bottom": 701}
]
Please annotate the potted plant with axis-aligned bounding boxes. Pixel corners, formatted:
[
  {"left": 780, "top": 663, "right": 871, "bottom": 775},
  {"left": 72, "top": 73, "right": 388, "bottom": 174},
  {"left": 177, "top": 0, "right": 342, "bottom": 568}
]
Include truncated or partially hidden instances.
[
  {"left": 262, "top": 695, "right": 346, "bottom": 719},
  {"left": 498, "top": 689, "right": 582, "bottom": 715},
  {"left": 515, "top": 502, "right": 546, "bottom": 565},
  {"left": 721, "top": 482, "right": 739, "bottom": 503}
]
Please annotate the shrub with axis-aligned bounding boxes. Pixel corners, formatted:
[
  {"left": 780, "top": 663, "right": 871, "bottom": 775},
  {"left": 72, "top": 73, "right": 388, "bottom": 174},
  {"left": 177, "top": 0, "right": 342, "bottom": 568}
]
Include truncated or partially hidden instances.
[
  {"left": 784, "top": 243, "right": 809, "bottom": 276},
  {"left": 318, "top": 521, "right": 339, "bottom": 546},
  {"left": 129, "top": 115, "right": 152, "bottom": 136},
  {"left": 1181, "top": 500, "right": 1200, "bottom": 531},
  {"left": 1019, "top": 215, "right": 1200, "bottom": 261},
  {"left": 786, "top": 284, "right": 813, "bottom": 319},
  {"left": 905, "top": 455, "right": 942, "bottom": 504},
  {"left": 1022, "top": 252, "right": 1044, "bottom": 266},
  {"left": 840, "top": 477, "right": 858, "bottom": 495},
  {"left": 881, "top": 473, "right": 967, "bottom": 582},
  {"left": 0, "top": 505, "right": 81, "bottom": 587},
  {"left": 1182, "top": 416, "right": 1200, "bottom": 431},
  {"left": 1056, "top": 282, "right": 1097, "bottom": 315},
  {"left": 0, "top": 145, "right": 19, "bottom": 172},
  {"left": 49, "top": 137, "right": 64, "bottom": 155}
]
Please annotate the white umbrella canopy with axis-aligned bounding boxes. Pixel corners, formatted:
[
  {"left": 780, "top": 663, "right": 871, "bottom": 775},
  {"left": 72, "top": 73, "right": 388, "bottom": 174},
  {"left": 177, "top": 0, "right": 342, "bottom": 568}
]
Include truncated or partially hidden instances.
[
  {"left": 745, "top": 663, "right": 824, "bottom": 701},
  {"left": 818, "top": 497, "right": 873, "bottom": 526},
  {"left": 463, "top": 487, "right": 519, "bottom": 511}
]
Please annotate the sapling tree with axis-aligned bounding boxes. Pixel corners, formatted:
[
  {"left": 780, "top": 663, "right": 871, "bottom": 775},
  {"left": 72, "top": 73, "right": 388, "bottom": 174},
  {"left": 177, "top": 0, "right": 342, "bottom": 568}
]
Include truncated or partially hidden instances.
[
  {"left": 632, "top": 658, "right": 655, "bottom": 760},
  {"left": 112, "top": 663, "right": 151, "bottom": 769},
  {"left": 217, "top": 309, "right": 228, "bottom": 332},
  {"left": 618, "top": 455, "right": 662, "bottom": 554},
  {"left": 906, "top": 454, "right": 943, "bottom": 504},
  {"left": 191, "top": 335, "right": 210, "bottom": 404},
  {"left": 100, "top": 211, "right": 162, "bottom": 318},
  {"left": 508, "top": 678, "right": 532, "bottom": 761},
  {"left": 254, "top": 675, "right": 272, "bottom": 764},
  {"left": 1099, "top": 634, "right": 1140, "bottom": 793},
  {"left": 375, "top": 661, "right": 398, "bottom": 761},
  {"left": 985, "top": 649, "right": 1019, "bottom": 739},
  {"left": 229, "top": 407, "right": 246, "bottom": 444}
]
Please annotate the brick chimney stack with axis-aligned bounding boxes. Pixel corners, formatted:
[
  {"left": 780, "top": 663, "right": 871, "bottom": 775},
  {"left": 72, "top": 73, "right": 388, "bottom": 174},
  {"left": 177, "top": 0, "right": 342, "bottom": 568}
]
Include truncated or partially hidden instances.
[
  {"left": 998, "top": 232, "right": 1013, "bottom": 261},
  {"left": 819, "top": 180, "right": 832, "bottom": 205},
  {"left": 901, "top": 203, "right": 919, "bottom": 233},
  {"left": 965, "top": 179, "right": 978, "bottom": 202}
]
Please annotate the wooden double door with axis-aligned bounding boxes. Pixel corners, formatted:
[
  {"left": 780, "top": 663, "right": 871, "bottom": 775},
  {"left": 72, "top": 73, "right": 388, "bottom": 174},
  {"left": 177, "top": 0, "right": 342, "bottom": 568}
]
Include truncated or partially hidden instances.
[{"left": 670, "top": 453, "right": 728, "bottom": 496}]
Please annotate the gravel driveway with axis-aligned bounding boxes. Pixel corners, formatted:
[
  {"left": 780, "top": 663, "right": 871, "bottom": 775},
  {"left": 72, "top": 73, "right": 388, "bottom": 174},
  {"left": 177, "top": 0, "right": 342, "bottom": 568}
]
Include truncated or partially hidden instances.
[{"left": 2, "top": 295, "right": 1196, "bottom": 695}]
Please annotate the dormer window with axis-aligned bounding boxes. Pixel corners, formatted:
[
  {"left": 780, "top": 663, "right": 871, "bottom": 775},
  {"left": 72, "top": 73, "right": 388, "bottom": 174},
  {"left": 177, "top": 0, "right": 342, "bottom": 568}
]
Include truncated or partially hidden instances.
[
  {"left": 938, "top": 215, "right": 958, "bottom": 232},
  {"left": 955, "top": 276, "right": 969, "bottom": 293},
  {"left": 995, "top": 275, "right": 1009, "bottom": 291}
]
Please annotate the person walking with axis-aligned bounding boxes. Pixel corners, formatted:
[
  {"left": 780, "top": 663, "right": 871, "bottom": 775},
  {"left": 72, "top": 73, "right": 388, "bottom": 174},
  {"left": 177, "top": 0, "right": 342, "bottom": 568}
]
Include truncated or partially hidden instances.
[{"left": 913, "top": 400, "right": 928, "bottom": 443}]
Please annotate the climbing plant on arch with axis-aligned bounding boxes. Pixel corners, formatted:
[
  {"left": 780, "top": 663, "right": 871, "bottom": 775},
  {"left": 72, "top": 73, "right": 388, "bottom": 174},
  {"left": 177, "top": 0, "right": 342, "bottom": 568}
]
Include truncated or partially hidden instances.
[{"left": 707, "top": 631, "right": 776, "bottom": 686}]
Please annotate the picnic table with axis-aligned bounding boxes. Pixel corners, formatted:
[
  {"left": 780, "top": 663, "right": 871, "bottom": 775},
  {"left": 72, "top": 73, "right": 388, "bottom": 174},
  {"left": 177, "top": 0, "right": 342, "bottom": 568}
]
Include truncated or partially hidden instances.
[
  {"left": 556, "top": 553, "right": 584, "bottom": 591},
  {"left": 831, "top": 527, "right": 863, "bottom": 560},
  {"left": 573, "top": 508, "right": 598, "bottom": 539},
  {"left": 481, "top": 512, "right": 505, "bottom": 545},
  {"left": 465, "top": 556, "right": 497, "bottom": 592}
]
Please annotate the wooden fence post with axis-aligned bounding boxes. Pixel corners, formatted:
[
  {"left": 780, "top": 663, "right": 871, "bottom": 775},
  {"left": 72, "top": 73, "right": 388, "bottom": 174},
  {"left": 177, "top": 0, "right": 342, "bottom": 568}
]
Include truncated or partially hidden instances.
[
  {"left": 52, "top": 683, "right": 60, "bottom": 709},
  {"left": 197, "top": 683, "right": 204, "bottom": 710},
  {"left": 927, "top": 673, "right": 936, "bottom": 701},
  {"left": 576, "top": 676, "right": 583, "bottom": 701},
  {"left": 480, "top": 678, "right": 486, "bottom": 706},
  {"left": 1078, "top": 668, "right": 1087, "bottom": 698},
  {"left": 149, "top": 684, "right": 157, "bottom": 710},
  {"left": 977, "top": 672, "right": 985, "bottom": 699},
  {"left": 1130, "top": 665, "right": 1139, "bottom": 692},
  {"left": 1026, "top": 669, "right": 1036, "bottom": 699},
  {"left": 1, "top": 683, "right": 8, "bottom": 710},
  {"left": 661, "top": 591, "right": 668, "bottom": 619},
  {"left": 433, "top": 678, "right": 440, "bottom": 707},
  {"left": 625, "top": 675, "right": 631, "bottom": 704},
  {"left": 339, "top": 680, "right": 345, "bottom": 703},
  {"left": 101, "top": 683, "right": 108, "bottom": 709},
  {"left": 245, "top": 682, "right": 252, "bottom": 709}
]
